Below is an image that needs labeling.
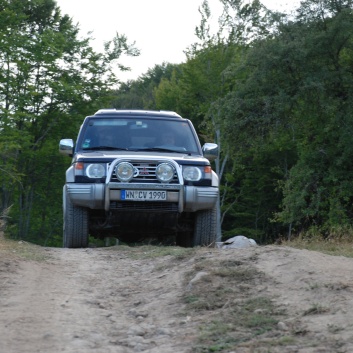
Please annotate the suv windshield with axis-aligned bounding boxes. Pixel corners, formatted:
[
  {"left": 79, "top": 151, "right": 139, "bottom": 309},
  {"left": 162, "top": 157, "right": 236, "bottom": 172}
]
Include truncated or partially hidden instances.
[{"left": 78, "top": 118, "right": 200, "bottom": 153}]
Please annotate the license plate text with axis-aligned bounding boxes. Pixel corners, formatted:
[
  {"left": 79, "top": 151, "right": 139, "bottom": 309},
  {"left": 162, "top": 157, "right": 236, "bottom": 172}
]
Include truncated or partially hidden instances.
[{"left": 121, "top": 190, "right": 167, "bottom": 201}]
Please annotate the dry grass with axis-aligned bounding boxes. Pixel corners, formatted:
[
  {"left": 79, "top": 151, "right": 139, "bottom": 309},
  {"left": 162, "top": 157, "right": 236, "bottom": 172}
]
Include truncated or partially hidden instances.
[
  {"left": 282, "top": 225, "right": 353, "bottom": 257},
  {"left": 109, "top": 244, "right": 196, "bottom": 260},
  {"left": 182, "top": 254, "right": 284, "bottom": 352},
  {"left": 283, "top": 237, "right": 353, "bottom": 258},
  {"left": 0, "top": 235, "right": 49, "bottom": 262}
]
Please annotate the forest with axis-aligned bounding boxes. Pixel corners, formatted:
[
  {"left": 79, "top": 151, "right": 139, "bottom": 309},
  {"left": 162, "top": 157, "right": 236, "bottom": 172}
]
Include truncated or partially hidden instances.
[{"left": 1, "top": 0, "right": 353, "bottom": 246}]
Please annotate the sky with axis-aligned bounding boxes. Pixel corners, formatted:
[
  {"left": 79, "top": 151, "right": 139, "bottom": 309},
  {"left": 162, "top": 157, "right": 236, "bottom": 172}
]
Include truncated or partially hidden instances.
[{"left": 55, "top": 0, "right": 300, "bottom": 82}]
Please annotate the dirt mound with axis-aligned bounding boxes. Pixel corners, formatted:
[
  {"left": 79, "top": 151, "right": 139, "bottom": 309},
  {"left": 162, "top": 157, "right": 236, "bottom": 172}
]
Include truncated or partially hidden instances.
[{"left": 1, "top": 242, "right": 353, "bottom": 353}]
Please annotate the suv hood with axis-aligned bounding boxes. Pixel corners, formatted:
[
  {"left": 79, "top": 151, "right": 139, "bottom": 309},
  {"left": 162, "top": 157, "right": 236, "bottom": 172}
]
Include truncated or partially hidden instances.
[{"left": 73, "top": 151, "right": 210, "bottom": 164}]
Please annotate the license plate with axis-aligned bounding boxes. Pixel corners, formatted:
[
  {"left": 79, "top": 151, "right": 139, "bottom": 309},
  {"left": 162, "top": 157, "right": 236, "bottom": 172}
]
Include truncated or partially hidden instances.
[{"left": 121, "top": 190, "right": 167, "bottom": 201}]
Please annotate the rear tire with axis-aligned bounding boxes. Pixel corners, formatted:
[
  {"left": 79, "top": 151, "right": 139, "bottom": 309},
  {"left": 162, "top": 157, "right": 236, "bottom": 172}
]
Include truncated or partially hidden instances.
[
  {"left": 63, "top": 188, "right": 89, "bottom": 248},
  {"left": 192, "top": 206, "right": 217, "bottom": 247}
]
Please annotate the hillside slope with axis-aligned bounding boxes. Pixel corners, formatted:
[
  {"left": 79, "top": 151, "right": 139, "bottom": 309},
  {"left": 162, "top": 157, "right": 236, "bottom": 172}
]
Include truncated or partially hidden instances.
[{"left": 1, "top": 239, "right": 353, "bottom": 353}]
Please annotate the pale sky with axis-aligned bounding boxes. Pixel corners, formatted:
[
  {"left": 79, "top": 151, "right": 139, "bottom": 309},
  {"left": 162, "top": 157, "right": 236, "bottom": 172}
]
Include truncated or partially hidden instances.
[{"left": 55, "top": 0, "right": 299, "bottom": 82}]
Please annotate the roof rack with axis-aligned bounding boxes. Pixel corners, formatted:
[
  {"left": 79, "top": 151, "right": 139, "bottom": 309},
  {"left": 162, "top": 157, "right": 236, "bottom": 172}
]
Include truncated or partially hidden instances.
[{"left": 94, "top": 109, "right": 182, "bottom": 118}]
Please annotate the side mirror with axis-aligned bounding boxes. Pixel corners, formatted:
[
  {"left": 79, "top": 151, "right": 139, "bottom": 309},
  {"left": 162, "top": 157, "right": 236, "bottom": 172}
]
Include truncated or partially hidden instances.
[
  {"left": 59, "top": 139, "right": 74, "bottom": 156},
  {"left": 202, "top": 143, "right": 218, "bottom": 162}
]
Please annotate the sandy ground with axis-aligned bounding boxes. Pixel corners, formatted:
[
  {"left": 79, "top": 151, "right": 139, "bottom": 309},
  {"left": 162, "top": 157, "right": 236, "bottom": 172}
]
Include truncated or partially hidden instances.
[{"left": 1, "top": 239, "right": 353, "bottom": 353}]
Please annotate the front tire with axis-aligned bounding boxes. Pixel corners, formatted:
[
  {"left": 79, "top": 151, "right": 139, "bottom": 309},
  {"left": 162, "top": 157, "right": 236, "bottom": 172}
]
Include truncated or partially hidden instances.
[
  {"left": 63, "top": 188, "right": 89, "bottom": 248},
  {"left": 192, "top": 206, "right": 217, "bottom": 247}
]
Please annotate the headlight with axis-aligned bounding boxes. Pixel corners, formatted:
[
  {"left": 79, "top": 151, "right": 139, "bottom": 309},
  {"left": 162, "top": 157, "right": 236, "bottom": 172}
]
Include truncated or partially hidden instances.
[
  {"left": 86, "top": 164, "right": 105, "bottom": 178},
  {"left": 156, "top": 163, "right": 174, "bottom": 183},
  {"left": 115, "top": 162, "right": 134, "bottom": 182},
  {"left": 183, "top": 166, "right": 202, "bottom": 181}
]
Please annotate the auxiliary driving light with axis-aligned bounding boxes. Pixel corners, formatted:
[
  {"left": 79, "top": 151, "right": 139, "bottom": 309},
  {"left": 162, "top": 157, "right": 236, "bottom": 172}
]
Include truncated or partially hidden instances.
[
  {"left": 156, "top": 163, "right": 174, "bottom": 183},
  {"left": 115, "top": 162, "right": 134, "bottom": 182}
]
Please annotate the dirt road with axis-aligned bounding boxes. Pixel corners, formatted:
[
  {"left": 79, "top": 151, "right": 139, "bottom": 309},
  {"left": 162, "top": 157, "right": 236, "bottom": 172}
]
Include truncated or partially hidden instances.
[{"left": 1, "top": 241, "right": 353, "bottom": 353}]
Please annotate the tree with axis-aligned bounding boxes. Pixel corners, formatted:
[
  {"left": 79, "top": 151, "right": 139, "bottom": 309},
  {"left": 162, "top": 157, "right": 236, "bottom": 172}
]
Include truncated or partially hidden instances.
[
  {"left": 152, "top": 0, "right": 280, "bottom": 242},
  {"left": 111, "top": 62, "right": 178, "bottom": 110},
  {"left": 180, "top": 0, "right": 280, "bottom": 241},
  {"left": 0, "top": 0, "right": 139, "bottom": 244},
  {"left": 220, "top": 0, "right": 353, "bottom": 239}
]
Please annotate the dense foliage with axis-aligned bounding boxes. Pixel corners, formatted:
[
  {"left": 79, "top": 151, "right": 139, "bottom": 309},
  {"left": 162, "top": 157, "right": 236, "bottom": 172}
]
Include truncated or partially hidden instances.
[
  {"left": 114, "top": 0, "right": 353, "bottom": 243},
  {"left": 1, "top": 0, "right": 353, "bottom": 245},
  {"left": 219, "top": 0, "right": 353, "bottom": 240},
  {"left": 0, "top": 0, "right": 138, "bottom": 245}
]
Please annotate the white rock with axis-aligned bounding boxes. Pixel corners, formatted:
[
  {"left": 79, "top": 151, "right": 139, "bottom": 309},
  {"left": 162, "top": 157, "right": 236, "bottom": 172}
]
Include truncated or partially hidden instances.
[
  {"left": 277, "top": 321, "right": 289, "bottom": 331},
  {"left": 220, "top": 235, "right": 257, "bottom": 249}
]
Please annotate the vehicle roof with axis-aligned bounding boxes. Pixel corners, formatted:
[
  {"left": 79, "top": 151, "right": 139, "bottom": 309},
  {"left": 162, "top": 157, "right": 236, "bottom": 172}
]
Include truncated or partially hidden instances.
[{"left": 92, "top": 109, "right": 183, "bottom": 119}]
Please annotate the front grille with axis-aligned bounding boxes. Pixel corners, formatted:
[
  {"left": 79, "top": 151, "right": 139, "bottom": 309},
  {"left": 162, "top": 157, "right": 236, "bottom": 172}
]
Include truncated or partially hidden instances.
[
  {"left": 110, "top": 201, "right": 178, "bottom": 212},
  {"left": 109, "top": 161, "right": 179, "bottom": 184}
]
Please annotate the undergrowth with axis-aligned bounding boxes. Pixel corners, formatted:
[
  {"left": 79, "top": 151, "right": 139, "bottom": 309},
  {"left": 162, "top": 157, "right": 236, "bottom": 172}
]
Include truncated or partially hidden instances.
[{"left": 282, "top": 225, "right": 353, "bottom": 258}]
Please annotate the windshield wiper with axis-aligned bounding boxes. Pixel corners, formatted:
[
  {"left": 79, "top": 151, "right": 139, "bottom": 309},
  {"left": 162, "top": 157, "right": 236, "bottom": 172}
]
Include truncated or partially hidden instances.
[{"left": 82, "top": 146, "right": 128, "bottom": 151}]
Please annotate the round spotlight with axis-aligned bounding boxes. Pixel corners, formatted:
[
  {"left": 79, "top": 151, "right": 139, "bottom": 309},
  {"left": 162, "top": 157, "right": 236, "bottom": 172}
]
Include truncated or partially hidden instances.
[
  {"left": 115, "top": 162, "right": 134, "bottom": 182},
  {"left": 156, "top": 163, "right": 174, "bottom": 183}
]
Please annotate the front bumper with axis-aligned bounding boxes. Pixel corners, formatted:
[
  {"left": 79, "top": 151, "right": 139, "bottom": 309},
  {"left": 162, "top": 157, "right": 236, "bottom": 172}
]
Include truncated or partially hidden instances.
[
  {"left": 66, "top": 183, "right": 218, "bottom": 213},
  {"left": 65, "top": 156, "right": 218, "bottom": 213}
]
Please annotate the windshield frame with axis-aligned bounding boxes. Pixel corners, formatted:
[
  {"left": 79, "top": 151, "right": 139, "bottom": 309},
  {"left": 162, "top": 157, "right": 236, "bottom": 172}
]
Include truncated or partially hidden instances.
[{"left": 75, "top": 116, "right": 202, "bottom": 155}]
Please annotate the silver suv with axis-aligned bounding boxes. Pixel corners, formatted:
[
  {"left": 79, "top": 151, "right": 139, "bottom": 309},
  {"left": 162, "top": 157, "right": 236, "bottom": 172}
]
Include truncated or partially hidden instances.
[{"left": 59, "top": 109, "right": 219, "bottom": 248}]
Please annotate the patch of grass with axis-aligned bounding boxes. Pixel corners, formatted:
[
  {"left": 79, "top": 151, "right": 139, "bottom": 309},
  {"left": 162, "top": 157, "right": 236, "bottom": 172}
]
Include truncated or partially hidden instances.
[
  {"left": 184, "top": 295, "right": 200, "bottom": 304},
  {"left": 283, "top": 226, "right": 353, "bottom": 258},
  {"left": 0, "top": 237, "right": 48, "bottom": 262},
  {"left": 212, "top": 266, "right": 258, "bottom": 281},
  {"left": 234, "top": 297, "right": 278, "bottom": 335},
  {"left": 276, "top": 336, "right": 297, "bottom": 346},
  {"left": 303, "top": 303, "right": 330, "bottom": 316},
  {"left": 195, "top": 321, "right": 240, "bottom": 352},
  {"left": 243, "top": 313, "right": 277, "bottom": 334},
  {"left": 193, "top": 259, "right": 214, "bottom": 272},
  {"left": 192, "top": 297, "right": 279, "bottom": 352},
  {"left": 183, "top": 257, "right": 285, "bottom": 352},
  {"left": 219, "top": 259, "right": 244, "bottom": 267},
  {"left": 327, "top": 324, "right": 344, "bottom": 334},
  {"left": 325, "top": 282, "right": 349, "bottom": 291},
  {"left": 285, "top": 238, "right": 353, "bottom": 258},
  {"left": 307, "top": 282, "right": 321, "bottom": 290},
  {"left": 110, "top": 244, "right": 196, "bottom": 260},
  {"left": 185, "top": 284, "right": 230, "bottom": 311}
]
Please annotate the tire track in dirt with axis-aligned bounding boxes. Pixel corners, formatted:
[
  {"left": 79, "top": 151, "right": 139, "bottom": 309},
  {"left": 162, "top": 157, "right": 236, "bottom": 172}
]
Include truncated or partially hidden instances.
[
  {"left": 0, "top": 247, "right": 196, "bottom": 353},
  {"left": 3, "top": 244, "right": 353, "bottom": 353}
]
